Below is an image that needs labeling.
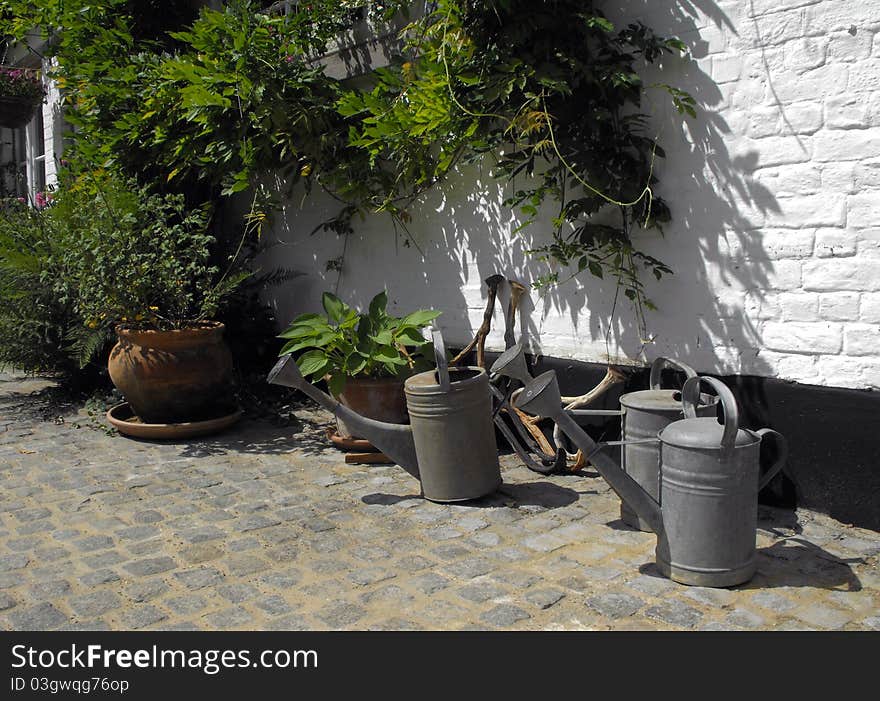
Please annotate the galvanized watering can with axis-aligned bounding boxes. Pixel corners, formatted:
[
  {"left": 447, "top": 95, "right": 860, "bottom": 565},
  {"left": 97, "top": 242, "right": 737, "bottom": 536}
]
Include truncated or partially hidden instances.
[
  {"left": 267, "top": 330, "right": 501, "bottom": 503},
  {"left": 515, "top": 372, "right": 788, "bottom": 587},
  {"left": 618, "top": 357, "right": 718, "bottom": 532}
]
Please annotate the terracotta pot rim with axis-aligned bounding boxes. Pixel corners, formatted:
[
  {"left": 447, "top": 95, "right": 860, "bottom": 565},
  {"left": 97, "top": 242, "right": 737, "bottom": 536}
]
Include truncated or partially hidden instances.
[
  {"left": 343, "top": 374, "right": 407, "bottom": 386},
  {"left": 114, "top": 321, "right": 226, "bottom": 349}
]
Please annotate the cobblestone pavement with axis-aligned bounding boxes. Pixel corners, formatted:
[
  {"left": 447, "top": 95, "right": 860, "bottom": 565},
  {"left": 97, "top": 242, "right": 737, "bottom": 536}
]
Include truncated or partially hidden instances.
[{"left": 1, "top": 372, "right": 878, "bottom": 631}]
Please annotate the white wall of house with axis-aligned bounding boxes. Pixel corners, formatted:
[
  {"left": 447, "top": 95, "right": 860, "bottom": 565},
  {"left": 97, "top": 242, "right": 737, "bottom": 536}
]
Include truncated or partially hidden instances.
[{"left": 261, "top": 0, "right": 880, "bottom": 391}]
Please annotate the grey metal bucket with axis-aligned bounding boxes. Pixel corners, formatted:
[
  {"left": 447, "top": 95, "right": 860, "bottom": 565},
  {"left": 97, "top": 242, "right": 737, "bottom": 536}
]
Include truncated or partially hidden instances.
[
  {"left": 619, "top": 357, "right": 718, "bottom": 531},
  {"left": 404, "top": 366, "right": 502, "bottom": 503}
]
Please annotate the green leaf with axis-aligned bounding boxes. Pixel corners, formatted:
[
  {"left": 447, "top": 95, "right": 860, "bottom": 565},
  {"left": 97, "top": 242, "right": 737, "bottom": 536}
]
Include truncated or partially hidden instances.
[
  {"left": 374, "top": 345, "right": 407, "bottom": 364},
  {"left": 370, "top": 329, "right": 394, "bottom": 346},
  {"left": 296, "top": 349, "right": 330, "bottom": 378},
  {"left": 327, "top": 372, "right": 347, "bottom": 398},
  {"left": 322, "top": 292, "right": 348, "bottom": 324},
  {"left": 395, "top": 327, "right": 428, "bottom": 346},
  {"left": 399, "top": 309, "right": 441, "bottom": 328},
  {"left": 367, "top": 290, "right": 388, "bottom": 321}
]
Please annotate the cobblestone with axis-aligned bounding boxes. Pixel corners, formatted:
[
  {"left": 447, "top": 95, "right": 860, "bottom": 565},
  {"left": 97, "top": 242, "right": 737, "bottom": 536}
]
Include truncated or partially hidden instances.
[{"left": 1, "top": 373, "right": 878, "bottom": 631}]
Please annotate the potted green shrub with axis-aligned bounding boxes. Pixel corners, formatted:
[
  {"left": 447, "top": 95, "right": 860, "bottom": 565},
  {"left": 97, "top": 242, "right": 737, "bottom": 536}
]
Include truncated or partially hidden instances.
[
  {"left": 0, "top": 66, "right": 46, "bottom": 129},
  {"left": 54, "top": 172, "right": 249, "bottom": 427},
  {"left": 278, "top": 290, "right": 440, "bottom": 436}
]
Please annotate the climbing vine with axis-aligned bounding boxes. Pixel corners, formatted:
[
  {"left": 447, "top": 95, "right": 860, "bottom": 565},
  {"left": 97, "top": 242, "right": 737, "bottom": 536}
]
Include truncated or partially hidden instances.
[
  {"left": 325, "top": 0, "right": 693, "bottom": 338},
  {"left": 2, "top": 0, "right": 693, "bottom": 338}
]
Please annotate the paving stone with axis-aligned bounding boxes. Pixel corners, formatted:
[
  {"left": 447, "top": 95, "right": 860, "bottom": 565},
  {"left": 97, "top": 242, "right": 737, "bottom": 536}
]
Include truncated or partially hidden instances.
[
  {"left": 794, "top": 605, "right": 853, "bottom": 630},
  {"left": 174, "top": 567, "right": 224, "bottom": 590},
  {"left": 725, "top": 608, "right": 767, "bottom": 629},
  {"left": 224, "top": 554, "right": 270, "bottom": 577},
  {"left": 126, "top": 580, "right": 170, "bottom": 603},
  {"left": 522, "top": 533, "right": 569, "bottom": 553},
  {"left": 216, "top": 583, "right": 260, "bottom": 604},
  {"left": 360, "top": 585, "right": 414, "bottom": 606},
  {"left": 683, "top": 587, "right": 736, "bottom": 607},
  {"left": 165, "top": 594, "right": 209, "bottom": 616},
  {"left": 84, "top": 551, "right": 127, "bottom": 569},
  {"left": 255, "top": 595, "right": 293, "bottom": 616},
  {"left": 7, "top": 602, "right": 68, "bottom": 630},
  {"left": 396, "top": 555, "right": 434, "bottom": 572},
  {"left": 409, "top": 573, "right": 451, "bottom": 595},
  {"left": 133, "top": 510, "right": 164, "bottom": 523},
  {"left": 265, "top": 614, "right": 311, "bottom": 631},
  {"left": 13, "top": 507, "right": 51, "bottom": 521},
  {"left": 626, "top": 573, "right": 678, "bottom": 596},
  {"left": 587, "top": 592, "right": 645, "bottom": 619},
  {"left": 490, "top": 570, "right": 541, "bottom": 588},
  {"left": 7, "top": 535, "right": 42, "bottom": 551},
  {"left": 645, "top": 601, "right": 704, "bottom": 629},
  {"left": 227, "top": 537, "right": 262, "bottom": 553},
  {"left": 124, "top": 556, "right": 176, "bottom": 577},
  {"left": 177, "top": 525, "right": 225, "bottom": 543},
  {"left": 348, "top": 568, "right": 396, "bottom": 586},
  {"left": 235, "top": 514, "right": 281, "bottom": 533},
  {"left": 480, "top": 604, "right": 531, "bottom": 628},
  {"left": 119, "top": 605, "right": 167, "bottom": 630},
  {"left": 68, "top": 591, "right": 123, "bottom": 618},
  {"left": 31, "top": 580, "right": 72, "bottom": 598},
  {"left": 456, "top": 581, "right": 508, "bottom": 603},
  {"left": 468, "top": 531, "right": 501, "bottom": 547},
  {"left": 316, "top": 602, "right": 367, "bottom": 629},
  {"left": 257, "top": 569, "right": 301, "bottom": 589},
  {"left": 35, "top": 547, "right": 71, "bottom": 562},
  {"left": 74, "top": 535, "right": 115, "bottom": 552},
  {"left": 524, "top": 588, "right": 566, "bottom": 610},
  {"left": 0, "top": 553, "right": 29, "bottom": 571},
  {"left": 0, "top": 591, "right": 17, "bottom": 610},
  {"left": 179, "top": 544, "right": 225, "bottom": 565},
  {"left": 749, "top": 591, "right": 797, "bottom": 612},
  {"left": 443, "top": 557, "right": 494, "bottom": 580}
]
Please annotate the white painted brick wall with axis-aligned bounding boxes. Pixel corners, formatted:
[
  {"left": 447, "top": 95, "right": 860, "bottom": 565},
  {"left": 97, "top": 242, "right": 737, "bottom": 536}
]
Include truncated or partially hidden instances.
[{"left": 259, "top": 0, "right": 880, "bottom": 391}]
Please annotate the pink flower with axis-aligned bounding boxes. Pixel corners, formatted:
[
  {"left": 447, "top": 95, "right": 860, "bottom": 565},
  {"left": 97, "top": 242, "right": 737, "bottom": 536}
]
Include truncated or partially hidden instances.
[
  {"left": 285, "top": 55, "right": 295, "bottom": 63},
  {"left": 34, "top": 191, "right": 51, "bottom": 209},
  {"left": 16, "top": 197, "right": 26, "bottom": 203}
]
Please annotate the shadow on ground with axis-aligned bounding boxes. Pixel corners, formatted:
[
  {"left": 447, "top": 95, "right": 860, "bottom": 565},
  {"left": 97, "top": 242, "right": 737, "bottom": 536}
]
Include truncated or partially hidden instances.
[
  {"left": 635, "top": 536, "right": 863, "bottom": 592},
  {"left": 360, "top": 480, "right": 589, "bottom": 511}
]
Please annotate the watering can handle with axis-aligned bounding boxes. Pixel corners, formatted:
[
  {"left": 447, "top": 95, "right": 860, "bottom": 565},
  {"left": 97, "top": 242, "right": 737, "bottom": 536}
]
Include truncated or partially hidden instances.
[
  {"left": 755, "top": 429, "right": 788, "bottom": 491},
  {"left": 649, "top": 357, "right": 699, "bottom": 390},
  {"left": 432, "top": 326, "right": 451, "bottom": 393},
  {"left": 682, "top": 376, "right": 739, "bottom": 453}
]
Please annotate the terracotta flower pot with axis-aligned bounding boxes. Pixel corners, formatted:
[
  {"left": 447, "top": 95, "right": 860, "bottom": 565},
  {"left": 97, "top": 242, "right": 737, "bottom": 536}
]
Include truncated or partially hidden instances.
[
  {"left": 108, "top": 322, "right": 234, "bottom": 424},
  {"left": 334, "top": 375, "right": 408, "bottom": 439}
]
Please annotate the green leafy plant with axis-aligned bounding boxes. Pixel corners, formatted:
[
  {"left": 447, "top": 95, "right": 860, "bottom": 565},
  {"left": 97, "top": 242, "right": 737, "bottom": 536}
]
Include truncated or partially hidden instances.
[
  {"left": 0, "top": 197, "right": 84, "bottom": 377},
  {"left": 278, "top": 290, "right": 440, "bottom": 396},
  {"left": 55, "top": 171, "right": 251, "bottom": 335}
]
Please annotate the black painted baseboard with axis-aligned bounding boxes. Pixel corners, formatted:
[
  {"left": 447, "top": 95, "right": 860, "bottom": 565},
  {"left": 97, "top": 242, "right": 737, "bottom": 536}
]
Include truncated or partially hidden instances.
[{"left": 483, "top": 351, "right": 880, "bottom": 533}]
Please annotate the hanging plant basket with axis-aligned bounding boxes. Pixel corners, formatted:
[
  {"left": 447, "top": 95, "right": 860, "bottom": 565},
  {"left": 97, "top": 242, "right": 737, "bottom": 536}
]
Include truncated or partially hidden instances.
[{"left": 0, "top": 95, "right": 40, "bottom": 129}]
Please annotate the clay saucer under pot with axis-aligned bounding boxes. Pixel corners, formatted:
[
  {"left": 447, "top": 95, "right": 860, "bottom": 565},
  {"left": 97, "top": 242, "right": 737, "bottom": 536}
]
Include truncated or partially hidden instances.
[{"left": 106, "top": 402, "right": 242, "bottom": 440}]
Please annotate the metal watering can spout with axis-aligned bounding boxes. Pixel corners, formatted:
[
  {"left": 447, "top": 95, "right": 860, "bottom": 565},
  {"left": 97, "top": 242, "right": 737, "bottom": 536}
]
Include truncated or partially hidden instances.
[
  {"left": 514, "top": 370, "right": 664, "bottom": 534},
  {"left": 267, "top": 355, "right": 420, "bottom": 479}
]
